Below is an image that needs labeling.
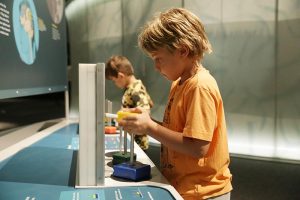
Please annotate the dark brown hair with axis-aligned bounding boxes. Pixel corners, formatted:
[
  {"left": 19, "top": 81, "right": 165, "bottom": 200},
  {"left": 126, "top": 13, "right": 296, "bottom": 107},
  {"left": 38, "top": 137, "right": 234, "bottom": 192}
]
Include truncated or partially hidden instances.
[{"left": 105, "top": 55, "right": 134, "bottom": 79}]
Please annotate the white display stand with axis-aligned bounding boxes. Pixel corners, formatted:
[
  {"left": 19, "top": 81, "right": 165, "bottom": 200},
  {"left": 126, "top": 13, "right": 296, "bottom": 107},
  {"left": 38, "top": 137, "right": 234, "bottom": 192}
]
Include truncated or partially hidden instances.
[{"left": 77, "top": 63, "right": 105, "bottom": 186}]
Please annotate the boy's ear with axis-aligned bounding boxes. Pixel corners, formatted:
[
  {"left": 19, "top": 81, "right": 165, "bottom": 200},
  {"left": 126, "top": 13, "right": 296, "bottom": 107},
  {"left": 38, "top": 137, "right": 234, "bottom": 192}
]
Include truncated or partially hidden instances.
[
  {"left": 179, "top": 45, "right": 189, "bottom": 57},
  {"left": 118, "top": 72, "right": 125, "bottom": 78}
]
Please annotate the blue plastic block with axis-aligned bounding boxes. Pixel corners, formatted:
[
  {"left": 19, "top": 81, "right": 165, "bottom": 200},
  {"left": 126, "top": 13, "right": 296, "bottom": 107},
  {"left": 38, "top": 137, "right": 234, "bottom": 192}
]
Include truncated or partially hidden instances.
[{"left": 112, "top": 161, "right": 151, "bottom": 181}]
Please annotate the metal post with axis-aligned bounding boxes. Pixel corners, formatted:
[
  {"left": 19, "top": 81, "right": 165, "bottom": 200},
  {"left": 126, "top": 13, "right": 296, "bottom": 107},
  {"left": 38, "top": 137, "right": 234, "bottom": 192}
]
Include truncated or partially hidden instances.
[
  {"left": 130, "top": 133, "right": 135, "bottom": 163},
  {"left": 119, "top": 126, "right": 123, "bottom": 152},
  {"left": 124, "top": 131, "right": 127, "bottom": 154}
]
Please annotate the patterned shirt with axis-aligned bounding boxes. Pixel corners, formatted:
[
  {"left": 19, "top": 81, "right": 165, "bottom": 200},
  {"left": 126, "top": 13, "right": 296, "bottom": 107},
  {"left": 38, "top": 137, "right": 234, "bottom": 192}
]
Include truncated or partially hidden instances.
[{"left": 122, "top": 79, "right": 153, "bottom": 150}]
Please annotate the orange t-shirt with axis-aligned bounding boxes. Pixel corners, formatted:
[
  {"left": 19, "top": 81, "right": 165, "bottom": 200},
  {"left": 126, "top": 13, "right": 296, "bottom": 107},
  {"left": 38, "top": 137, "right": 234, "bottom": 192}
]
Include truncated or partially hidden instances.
[{"left": 161, "top": 67, "right": 232, "bottom": 199}]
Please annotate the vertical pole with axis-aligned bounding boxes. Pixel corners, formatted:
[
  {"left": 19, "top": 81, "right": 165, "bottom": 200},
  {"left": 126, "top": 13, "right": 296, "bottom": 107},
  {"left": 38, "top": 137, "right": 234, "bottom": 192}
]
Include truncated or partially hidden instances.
[
  {"left": 124, "top": 131, "right": 127, "bottom": 154},
  {"left": 105, "top": 100, "right": 112, "bottom": 126},
  {"left": 64, "top": 90, "right": 69, "bottom": 120},
  {"left": 130, "top": 133, "right": 135, "bottom": 163},
  {"left": 119, "top": 127, "right": 123, "bottom": 152}
]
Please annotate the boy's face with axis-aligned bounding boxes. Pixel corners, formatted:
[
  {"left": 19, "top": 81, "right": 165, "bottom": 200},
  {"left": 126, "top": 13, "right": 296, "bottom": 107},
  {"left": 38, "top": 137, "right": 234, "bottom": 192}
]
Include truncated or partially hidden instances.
[
  {"left": 110, "top": 73, "right": 126, "bottom": 89},
  {"left": 150, "top": 47, "right": 188, "bottom": 81}
]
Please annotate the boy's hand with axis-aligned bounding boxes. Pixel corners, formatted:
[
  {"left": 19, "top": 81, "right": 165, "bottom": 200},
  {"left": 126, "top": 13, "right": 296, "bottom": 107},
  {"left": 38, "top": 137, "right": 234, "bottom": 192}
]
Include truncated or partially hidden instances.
[{"left": 118, "top": 108, "right": 153, "bottom": 135}]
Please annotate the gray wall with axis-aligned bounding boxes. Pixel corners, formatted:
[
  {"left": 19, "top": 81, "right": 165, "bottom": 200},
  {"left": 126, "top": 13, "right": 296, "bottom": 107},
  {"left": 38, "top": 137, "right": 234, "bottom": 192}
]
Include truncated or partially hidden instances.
[{"left": 66, "top": 0, "right": 300, "bottom": 161}]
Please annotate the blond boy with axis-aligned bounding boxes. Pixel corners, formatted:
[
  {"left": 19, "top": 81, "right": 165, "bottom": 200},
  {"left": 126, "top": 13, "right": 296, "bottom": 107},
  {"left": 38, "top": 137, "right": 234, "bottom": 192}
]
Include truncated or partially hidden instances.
[{"left": 119, "top": 8, "right": 232, "bottom": 200}]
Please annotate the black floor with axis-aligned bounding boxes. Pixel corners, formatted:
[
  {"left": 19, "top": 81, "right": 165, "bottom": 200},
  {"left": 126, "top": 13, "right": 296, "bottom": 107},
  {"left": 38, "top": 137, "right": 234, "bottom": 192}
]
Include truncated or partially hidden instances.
[{"left": 230, "top": 156, "right": 300, "bottom": 200}]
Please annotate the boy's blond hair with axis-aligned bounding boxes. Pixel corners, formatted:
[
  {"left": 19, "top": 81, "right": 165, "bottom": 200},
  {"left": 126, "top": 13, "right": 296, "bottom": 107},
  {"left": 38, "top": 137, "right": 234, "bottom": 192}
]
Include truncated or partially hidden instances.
[
  {"left": 105, "top": 55, "right": 134, "bottom": 80},
  {"left": 138, "top": 8, "right": 212, "bottom": 60}
]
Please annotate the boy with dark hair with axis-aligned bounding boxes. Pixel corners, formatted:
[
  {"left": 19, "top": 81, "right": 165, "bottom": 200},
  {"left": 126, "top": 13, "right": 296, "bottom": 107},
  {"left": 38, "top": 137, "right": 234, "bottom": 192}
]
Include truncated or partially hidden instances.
[{"left": 105, "top": 55, "right": 153, "bottom": 151}]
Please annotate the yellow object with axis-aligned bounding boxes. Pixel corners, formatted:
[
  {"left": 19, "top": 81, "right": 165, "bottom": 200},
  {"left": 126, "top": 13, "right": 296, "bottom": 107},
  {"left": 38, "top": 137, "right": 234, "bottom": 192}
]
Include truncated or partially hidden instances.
[{"left": 116, "top": 111, "right": 138, "bottom": 122}]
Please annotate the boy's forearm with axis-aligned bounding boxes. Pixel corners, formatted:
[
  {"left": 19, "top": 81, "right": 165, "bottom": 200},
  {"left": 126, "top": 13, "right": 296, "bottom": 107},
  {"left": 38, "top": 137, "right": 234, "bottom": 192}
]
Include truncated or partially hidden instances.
[{"left": 147, "top": 121, "right": 210, "bottom": 158}]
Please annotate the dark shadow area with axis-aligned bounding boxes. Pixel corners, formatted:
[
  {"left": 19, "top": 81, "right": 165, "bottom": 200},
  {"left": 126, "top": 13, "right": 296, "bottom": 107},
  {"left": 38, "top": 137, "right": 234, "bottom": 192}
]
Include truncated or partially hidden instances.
[
  {"left": 106, "top": 161, "right": 113, "bottom": 168},
  {"left": 230, "top": 156, "right": 300, "bottom": 200},
  {"left": 110, "top": 173, "right": 153, "bottom": 182},
  {"left": 105, "top": 151, "right": 119, "bottom": 157},
  {"left": 68, "top": 150, "right": 78, "bottom": 187},
  {"left": 0, "top": 92, "right": 65, "bottom": 134},
  {"left": 37, "top": 121, "right": 60, "bottom": 132},
  {"left": 145, "top": 144, "right": 161, "bottom": 168}
]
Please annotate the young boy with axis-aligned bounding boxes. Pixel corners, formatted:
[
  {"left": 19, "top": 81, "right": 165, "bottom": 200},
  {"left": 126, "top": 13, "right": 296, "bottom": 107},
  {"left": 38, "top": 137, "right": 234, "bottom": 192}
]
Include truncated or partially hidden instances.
[
  {"left": 105, "top": 55, "right": 153, "bottom": 151},
  {"left": 119, "top": 8, "right": 232, "bottom": 200}
]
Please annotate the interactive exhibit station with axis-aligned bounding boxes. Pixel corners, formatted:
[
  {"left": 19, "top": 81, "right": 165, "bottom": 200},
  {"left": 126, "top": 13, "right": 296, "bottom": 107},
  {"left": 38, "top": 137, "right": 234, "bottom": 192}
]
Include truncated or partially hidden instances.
[
  {"left": 78, "top": 63, "right": 152, "bottom": 185},
  {"left": 0, "top": 0, "right": 182, "bottom": 199}
]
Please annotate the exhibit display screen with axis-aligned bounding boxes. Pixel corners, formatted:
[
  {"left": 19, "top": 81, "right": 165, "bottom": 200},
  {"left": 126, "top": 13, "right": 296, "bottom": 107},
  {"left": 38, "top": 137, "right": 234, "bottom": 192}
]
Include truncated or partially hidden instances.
[{"left": 0, "top": 0, "right": 67, "bottom": 99}]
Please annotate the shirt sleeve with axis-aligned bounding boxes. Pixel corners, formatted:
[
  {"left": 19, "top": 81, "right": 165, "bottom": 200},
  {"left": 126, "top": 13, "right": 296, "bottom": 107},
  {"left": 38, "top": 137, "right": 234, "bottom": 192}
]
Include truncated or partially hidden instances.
[
  {"left": 123, "top": 81, "right": 152, "bottom": 109},
  {"left": 134, "top": 90, "right": 151, "bottom": 109},
  {"left": 183, "top": 86, "right": 217, "bottom": 141}
]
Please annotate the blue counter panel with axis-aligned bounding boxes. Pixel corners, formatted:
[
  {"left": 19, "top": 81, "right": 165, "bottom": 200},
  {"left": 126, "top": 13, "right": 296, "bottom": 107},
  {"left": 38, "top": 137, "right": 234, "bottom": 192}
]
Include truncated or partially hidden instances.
[
  {"left": 0, "top": 181, "right": 71, "bottom": 200},
  {"left": 0, "top": 146, "right": 76, "bottom": 186},
  {"left": 32, "top": 123, "right": 130, "bottom": 151},
  {"left": 0, "top": 181, "right": 175, "bottom": 200},
  {"left": 104, "top": 185, "right": 176, "bottom": 200},
  {"left": 32, "top": 123, "right": 79, "bottom": 149}
]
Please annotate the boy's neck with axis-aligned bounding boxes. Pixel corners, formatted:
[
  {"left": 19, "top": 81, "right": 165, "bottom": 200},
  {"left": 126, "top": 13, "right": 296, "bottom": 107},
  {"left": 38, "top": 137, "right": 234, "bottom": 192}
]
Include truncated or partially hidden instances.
[
  {"left": 179, "top": 62, "right": 202, "bottom": 85},
  {"left": 125, "top": 75, "right": 137, "bottom": 88}
]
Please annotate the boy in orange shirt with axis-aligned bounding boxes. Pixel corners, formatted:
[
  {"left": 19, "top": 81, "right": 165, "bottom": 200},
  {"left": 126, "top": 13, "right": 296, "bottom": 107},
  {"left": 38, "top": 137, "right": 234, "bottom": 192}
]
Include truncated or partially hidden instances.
[{"left": 119, "top": 8, "right": 232, "bottom": 199}]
